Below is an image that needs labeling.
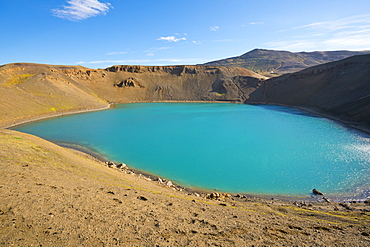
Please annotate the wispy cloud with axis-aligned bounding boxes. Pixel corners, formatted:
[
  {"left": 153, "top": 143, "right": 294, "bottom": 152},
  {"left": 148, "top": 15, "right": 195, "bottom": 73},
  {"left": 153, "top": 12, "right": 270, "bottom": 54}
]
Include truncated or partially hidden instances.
[
  {"left": 297, "top": 15, "right": 370, "bottom": 32},
  {"left": 52, "top": 0, "right": 111, "bottom": 21},
  {"left": 76, "top": 58, "right": 203, "bottom": 66},
  {"left": 267, "top": 15, "right": 370, "bottom": 51},
  {"left": 192, "top": 41, "right": 202, "bottom": 45},
  {"left": 249, "top": 22, "right": 264, "bottom": 25},
  {"left": 213, "top": 39, "right": 247, "bottom": 43},
  {"left": 145, "top": 47, "right": 172, "bottom": 53},
  {"left": 157, "top": 36, "right": 186, "bottom": 42},
  {"left": 264, "top": 40, "right": 317, "bottom": 51},
  {"left": 210, "top": 26, "right": 220, "bottom": 31},
  {"left": 106, "top": 51, "right": 129, "bottom": 55}
]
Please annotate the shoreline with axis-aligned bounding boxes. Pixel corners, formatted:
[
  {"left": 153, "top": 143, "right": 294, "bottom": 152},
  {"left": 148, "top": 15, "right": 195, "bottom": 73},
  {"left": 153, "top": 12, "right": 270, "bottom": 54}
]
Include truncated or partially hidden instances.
[
  {"left": 3, "top": 101, "right": 235, "bottom": 129},
  {"left": 5, "top": 101, "right": 370, "bottom": 202},
  {"left": 3, "top": 104, "right": 113, "bottom": 129},
  {"left": 61, "top": 141, "right": 370, "bottom": 203},
  {"left": 247, "top": 101, "right": 370, "bottom": 136}
]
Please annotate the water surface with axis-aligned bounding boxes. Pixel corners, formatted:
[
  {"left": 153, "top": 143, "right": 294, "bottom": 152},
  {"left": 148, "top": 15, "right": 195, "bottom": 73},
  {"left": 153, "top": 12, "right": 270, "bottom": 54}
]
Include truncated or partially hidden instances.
[{"left": 14, "top": 103, "right": 370, "bottom": 198}]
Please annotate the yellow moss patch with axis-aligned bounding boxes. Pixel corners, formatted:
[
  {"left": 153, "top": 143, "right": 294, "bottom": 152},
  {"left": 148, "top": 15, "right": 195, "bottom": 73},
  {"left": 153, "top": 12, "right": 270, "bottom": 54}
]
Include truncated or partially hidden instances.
[{"left": 5, "top": 74, "right": 34, "bottom": 85}]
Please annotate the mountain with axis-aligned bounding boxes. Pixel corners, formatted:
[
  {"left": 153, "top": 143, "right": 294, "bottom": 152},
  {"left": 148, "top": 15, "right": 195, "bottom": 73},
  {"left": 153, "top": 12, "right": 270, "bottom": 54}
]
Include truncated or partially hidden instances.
[{"left": 204, "top": 49, "right": 370, "bottom": 76}]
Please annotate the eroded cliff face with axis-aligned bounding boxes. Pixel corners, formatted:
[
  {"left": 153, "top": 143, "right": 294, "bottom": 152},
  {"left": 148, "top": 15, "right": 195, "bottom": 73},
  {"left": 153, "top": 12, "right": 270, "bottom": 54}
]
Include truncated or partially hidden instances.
[
  {"left": 68, "top": 65, "right": 265, "bottom": 103},
  {"left": 246, "top": 54, "right": 370, "bottom": 130},
  {"left": 0, "top": 63, "right": 265, "bottom": 127}
]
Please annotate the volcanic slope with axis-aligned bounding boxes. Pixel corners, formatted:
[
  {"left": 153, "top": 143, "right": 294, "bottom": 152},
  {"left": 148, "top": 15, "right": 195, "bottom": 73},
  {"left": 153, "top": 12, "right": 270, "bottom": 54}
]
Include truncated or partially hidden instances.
[
  {"left": 204, "top": 48, "right": 370, "bottom": 76},
  {"left": 245, "top": 53, "right": 370, "bottom": 132}
]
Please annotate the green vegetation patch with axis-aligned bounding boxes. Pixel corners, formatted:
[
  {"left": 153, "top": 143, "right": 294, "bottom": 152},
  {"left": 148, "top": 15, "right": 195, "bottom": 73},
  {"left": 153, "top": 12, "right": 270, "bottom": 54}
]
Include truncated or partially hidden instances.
[{"left": 6, "top": 73, "right": 35, "bottom": 85}]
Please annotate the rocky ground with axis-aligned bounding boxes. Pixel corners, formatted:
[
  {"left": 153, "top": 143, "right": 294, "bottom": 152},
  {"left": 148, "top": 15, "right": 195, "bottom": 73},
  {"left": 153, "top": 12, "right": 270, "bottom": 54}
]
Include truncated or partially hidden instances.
[{"left": 1, "top": 129, "right": 369, "bottom": 246}]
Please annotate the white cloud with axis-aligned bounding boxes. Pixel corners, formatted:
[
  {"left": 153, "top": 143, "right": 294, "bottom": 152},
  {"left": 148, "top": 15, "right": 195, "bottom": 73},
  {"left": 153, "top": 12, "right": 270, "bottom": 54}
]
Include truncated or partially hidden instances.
[
  {"left": 145, "top": 47, "right": 172, "bottom": 53},
  {"left": 264, "top": 40, "right": 317, "bottom": 51},
  {"left": 212, "top": 39, "right": 247, "bottom": 43},
  {"left": 249, "top": 22, "right": 264, "bottom": 25},
  {"left": 210, "top": 26, "right": 220, "bottom": 31},
  {"left": 298, "top": 15, "right": 370, "bottom": 32},
  {"left": 76, "top": 58, "right": 204, "bottom": 66},
  {"left": 267, "top": 15, "right": 370, "bottom": 51},
  {"left": 146, "top": 53, "right": 155, "bottom": 56},
  {"left": 157, "top": 36, "right": 186, "bottom": 42},
  {"left": 106, "top": 51, "right": 129, "bottom": 55},
  {"left": 52, "top": 0, "right": 111, "bottom": 21},
  {"left": 192, "top": 41, "right": 202, "bottom": 45},
  {"left": 322, "top": 31, "right": 370, "bottom": 50}
]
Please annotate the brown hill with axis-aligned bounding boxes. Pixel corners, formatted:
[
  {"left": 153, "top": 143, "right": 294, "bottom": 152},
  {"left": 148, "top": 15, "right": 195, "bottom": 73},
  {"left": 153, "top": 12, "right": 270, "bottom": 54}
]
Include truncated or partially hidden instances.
[
  {"left": 246, "top": 54, "right": 370, "bottom": 132},
  {"left": 0, "top": 63, "right": 108, "bottom": 127},
  {"left": 204, "top": 49, "right": 370, "bottom": 76}
]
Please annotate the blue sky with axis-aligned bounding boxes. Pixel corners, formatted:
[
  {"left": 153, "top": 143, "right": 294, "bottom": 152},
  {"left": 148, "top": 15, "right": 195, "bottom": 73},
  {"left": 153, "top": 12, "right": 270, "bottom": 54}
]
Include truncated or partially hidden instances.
[{"left": 1, "top": 0, "right": 370, "bottom": 68}]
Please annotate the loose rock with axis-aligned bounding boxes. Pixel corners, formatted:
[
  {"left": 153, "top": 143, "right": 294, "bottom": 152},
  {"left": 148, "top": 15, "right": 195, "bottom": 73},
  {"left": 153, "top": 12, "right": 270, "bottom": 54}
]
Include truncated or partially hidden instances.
[{"left": 312, "top": 189, "right": 324, "bottom": 195}]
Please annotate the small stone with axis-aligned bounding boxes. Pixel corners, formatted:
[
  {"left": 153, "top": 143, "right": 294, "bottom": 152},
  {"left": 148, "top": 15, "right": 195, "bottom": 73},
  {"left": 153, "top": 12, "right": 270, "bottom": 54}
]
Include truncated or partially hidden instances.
[
  {"left": 323, "top": 197, "right": 331, "bottom": 203},
  {"left": 312, "top": 189, "right": 323, "bottom": 195},
  {"left": 137, "top": 196, "right": 148, "bottom": 201},
  {"left": 116, "top": 163, "right": 127, "bottom": 169},
  {"left": 113, "top": 198, "right": 122, "bottom": 203}
]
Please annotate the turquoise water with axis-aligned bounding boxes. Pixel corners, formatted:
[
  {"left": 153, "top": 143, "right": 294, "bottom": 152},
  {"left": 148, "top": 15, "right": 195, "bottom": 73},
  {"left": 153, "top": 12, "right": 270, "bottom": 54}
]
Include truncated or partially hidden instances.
[{"left": 14, "top": 103, "right": 370, "bottom": 198}]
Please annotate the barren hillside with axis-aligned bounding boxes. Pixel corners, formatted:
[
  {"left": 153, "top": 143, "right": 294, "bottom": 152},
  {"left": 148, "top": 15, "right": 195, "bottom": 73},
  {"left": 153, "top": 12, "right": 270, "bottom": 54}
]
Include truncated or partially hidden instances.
[{"left": 246, "top": 54, "right": 370, "bottom": 132}]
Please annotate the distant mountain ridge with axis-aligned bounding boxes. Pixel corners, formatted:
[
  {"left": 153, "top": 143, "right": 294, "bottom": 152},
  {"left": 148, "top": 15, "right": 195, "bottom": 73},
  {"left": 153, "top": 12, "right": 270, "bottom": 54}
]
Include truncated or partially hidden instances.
[{"left": 204, "top": 49, "right": 370, "bottom": 76}]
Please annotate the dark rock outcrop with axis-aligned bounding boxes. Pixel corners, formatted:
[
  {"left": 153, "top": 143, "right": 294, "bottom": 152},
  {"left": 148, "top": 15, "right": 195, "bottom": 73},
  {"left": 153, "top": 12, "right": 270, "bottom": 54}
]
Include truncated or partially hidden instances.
[{"left": 115, "top": 77, "right": 144, "bottom": 88}]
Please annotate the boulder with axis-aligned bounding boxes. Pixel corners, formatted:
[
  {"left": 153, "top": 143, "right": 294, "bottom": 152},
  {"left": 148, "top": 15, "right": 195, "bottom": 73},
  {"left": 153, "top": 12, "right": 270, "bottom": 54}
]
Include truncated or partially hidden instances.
[{"left": 312, "top": 189, "right": 324, "bottom": 195}]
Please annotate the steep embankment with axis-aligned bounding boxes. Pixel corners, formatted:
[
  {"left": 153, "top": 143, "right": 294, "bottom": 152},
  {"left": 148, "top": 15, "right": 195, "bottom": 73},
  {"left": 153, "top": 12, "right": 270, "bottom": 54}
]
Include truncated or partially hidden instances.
[
  {"left": 0, "top": 63, "right": 109, "bottom": 127},
  {"left": 63, "top": 64, "right": 265, "bottom": 103},
  {"left": 0, "top": 63, "right": 265, "bottom": 127},
  {"left": 204, "top": 49, "right": 370, "bottom": 76},
  {"left": 246, "top": 54, "right": 370, "bottom": 131}
]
